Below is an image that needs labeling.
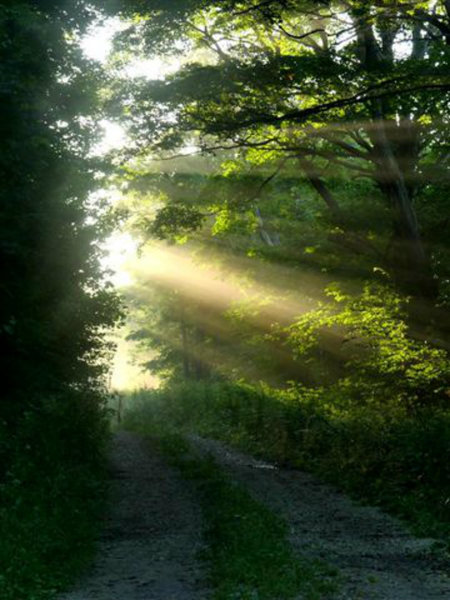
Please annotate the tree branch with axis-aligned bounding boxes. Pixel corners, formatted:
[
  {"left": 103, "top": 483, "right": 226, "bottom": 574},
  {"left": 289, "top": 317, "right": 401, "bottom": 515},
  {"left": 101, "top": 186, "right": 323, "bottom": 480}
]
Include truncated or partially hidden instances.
[
  {"left": 232, "top": 1, "right": 278, "bottom": 17},
  {"left": 348, "top": 129, "right": 373, "bottom": 153},
  {"left": 210, "top": 83, "right": 449, "bottom": 133},
  {"left": 277, "top": 25, "right": 325, "bottom": 42},
  {"left": 187, "top": 21, "right": 229, "bottom": 61}
]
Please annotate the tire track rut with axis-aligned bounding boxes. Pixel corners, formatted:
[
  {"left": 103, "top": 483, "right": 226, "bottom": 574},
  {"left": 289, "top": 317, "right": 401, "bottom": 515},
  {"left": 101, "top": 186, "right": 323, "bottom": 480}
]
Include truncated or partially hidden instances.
[{"left": 58, "top": 432, "right": 208, "bottom": 600}]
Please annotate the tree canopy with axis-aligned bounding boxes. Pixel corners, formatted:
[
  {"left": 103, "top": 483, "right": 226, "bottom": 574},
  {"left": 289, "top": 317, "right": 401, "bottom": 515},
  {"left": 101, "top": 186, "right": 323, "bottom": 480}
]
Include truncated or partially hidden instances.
[{"left": 112, "top": 0, "right": 450, "bottom": 300}]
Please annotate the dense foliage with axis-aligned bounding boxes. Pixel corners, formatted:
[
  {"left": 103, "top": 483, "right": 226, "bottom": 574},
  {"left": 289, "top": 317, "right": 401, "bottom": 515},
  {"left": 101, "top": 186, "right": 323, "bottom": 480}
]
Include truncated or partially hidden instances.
[
  {"left": 0, "top": 1, "right": 119, "bottom": 431},
  {"left": 0, "top": 2, "right": 120, "bottom": 597}
]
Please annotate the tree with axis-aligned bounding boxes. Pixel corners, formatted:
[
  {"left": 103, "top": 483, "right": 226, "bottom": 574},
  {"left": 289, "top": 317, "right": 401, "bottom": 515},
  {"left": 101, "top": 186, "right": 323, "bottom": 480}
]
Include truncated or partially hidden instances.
[
  {"left": 113, "top": 0, "right": 450, "bottom": 299},
  {"left": 0, "top": 1, "right": 121, "bottom": 432}
]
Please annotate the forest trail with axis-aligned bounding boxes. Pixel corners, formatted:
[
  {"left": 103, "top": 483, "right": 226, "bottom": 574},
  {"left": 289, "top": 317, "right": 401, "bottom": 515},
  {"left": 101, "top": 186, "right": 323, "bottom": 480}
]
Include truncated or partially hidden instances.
[
  {"left": 57, "top": 431, "right": 208, "bottom": 600},
  {"left": 58, "top": 431, "right": 449, "bottom": 600},
  {"left": 189, "top": 435, "right": 450, "bottom": 600}
]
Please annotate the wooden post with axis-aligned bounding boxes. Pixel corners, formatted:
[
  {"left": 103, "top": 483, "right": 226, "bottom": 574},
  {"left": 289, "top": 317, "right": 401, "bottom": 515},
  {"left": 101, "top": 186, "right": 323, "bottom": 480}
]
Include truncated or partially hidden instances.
[{"left": 117, "top": 393, "right": 123, "bottom": 425}]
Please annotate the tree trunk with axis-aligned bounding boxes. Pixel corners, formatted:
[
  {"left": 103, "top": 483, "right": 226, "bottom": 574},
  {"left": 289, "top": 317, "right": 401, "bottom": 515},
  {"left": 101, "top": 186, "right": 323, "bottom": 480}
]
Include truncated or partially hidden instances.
[
  {"left": 298, "top": 156, "right": 342, "bottom": 220},
  {"left": 370, "top": 111, "right": 436, "bottom": 297},
  {"left": 351, "top": 11, "right": 437, "bottom": 299}
]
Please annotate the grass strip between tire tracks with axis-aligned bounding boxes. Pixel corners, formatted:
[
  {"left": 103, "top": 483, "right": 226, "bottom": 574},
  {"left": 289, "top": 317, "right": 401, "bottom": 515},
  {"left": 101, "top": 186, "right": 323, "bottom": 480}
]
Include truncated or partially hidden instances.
[{"left": 139, "top": 431, "right": 340, "bottom": 600}]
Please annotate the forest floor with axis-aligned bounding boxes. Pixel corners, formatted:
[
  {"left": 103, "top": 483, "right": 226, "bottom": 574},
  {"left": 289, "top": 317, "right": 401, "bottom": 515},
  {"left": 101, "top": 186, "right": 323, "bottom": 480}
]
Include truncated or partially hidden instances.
[{"left": 58, "top": 431, "right": 449, "bottom": 600}]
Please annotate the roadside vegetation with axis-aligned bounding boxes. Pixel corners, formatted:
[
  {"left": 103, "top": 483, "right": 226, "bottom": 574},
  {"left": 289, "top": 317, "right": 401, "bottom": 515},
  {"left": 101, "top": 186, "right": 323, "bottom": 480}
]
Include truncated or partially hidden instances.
[{"left": 0, "top": 393, "right": 109, "bottom": 600}]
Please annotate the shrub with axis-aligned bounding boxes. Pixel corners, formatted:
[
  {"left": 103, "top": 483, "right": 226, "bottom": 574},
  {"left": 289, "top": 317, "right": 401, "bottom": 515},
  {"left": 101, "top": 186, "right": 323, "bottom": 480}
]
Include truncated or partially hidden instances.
[{"left": 0, "top": 389, "right": 109, "bottom": 600}]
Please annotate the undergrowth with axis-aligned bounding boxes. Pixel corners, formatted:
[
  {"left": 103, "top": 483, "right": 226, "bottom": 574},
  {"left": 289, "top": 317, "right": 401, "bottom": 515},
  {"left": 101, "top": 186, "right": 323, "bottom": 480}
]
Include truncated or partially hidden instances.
[
  {"left": 0, "top": 391, "right": 109, "bottom": 600},
  {"left": 123, "top": 381, "right": 450, "bottom": 547},
  {"left": 124, "top": 421, "right": 338, "bottom": 600}
]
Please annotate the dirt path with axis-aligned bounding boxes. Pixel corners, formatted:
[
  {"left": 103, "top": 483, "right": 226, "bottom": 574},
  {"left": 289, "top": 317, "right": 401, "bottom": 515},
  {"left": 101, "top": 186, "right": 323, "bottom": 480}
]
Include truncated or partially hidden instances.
[
  {"left": 58, "top": 431, "right": 209, "bottom": 600},
  {"left": 189, "top": 435, "right": 450, "bottom": 600}
]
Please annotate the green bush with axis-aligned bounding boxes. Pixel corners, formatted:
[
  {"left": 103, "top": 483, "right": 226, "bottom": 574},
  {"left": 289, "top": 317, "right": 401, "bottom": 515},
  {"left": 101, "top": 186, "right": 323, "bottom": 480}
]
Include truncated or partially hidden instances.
[{"left": 287, "top": 283, "right": 449, "bottom": 411}]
